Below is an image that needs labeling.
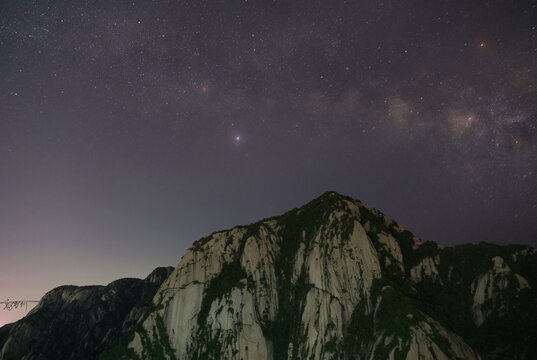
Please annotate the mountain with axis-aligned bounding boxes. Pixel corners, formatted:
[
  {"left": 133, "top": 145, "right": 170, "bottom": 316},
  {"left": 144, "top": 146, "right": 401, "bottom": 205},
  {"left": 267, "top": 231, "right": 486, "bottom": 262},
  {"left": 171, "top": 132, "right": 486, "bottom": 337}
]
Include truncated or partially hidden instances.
[
  {"left": 0, "top": 267, "right": 173, "bottom": 360},
  {"left": 2, "top": 192, "right": 536, "bottom": 359}
]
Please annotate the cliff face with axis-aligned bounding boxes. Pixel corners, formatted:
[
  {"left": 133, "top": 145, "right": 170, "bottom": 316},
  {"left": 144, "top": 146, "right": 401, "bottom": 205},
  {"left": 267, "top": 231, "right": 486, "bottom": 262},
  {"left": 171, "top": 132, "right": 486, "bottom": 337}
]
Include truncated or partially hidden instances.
[
  {"left": 104, "top": 192, "right": 536, "bottom": 360},
  {"left": 0, "top": 266, "right": 173, "bottom": 360},
  {"left": 2, "top": 192, "right": 536, "bottom": 360}
]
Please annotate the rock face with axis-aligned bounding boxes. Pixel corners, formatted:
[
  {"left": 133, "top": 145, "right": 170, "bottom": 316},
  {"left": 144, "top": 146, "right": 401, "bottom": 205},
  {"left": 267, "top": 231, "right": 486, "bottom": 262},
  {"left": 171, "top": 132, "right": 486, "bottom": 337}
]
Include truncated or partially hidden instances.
[
  {"left": 135, "top": 197, "right": 385, "bottom": 360},
  {"left": 104, "top": 192, "right": 536, "bottom": 360},
  {"left": 0, "top": 267, "right": 173, "bottom": 360},
  {"left": 2, "top": 192, "right": 537, "bottom": 360}
]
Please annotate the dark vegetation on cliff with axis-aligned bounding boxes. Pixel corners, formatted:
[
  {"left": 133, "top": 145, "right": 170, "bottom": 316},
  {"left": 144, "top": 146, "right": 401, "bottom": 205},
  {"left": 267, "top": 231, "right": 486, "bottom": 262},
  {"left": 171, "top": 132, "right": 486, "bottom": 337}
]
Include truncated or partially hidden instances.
[
  {"left": 0, "top": 267, "right": 173, "bottom": 360},
  {"left": 1, "top": 192, "right": 536, "bottom": 359}
]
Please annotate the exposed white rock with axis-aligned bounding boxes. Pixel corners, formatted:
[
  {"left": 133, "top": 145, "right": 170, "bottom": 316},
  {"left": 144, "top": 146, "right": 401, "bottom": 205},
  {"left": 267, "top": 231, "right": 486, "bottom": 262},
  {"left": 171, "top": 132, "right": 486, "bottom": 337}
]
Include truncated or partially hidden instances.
[
  {"left": 240, "top": 223, "right": 280, "bottom": 322},
  {"left": 358, "top": 290, "right": 480, "bottom": 360},
  {"left": 299, "top": 288, "right": 344, "bottom": 359},
  {"left": 410, "top": 256, "right": 442, "bottom": 284},
  {"left": 411, "top": 237, "right": 423, "bottom": 250},
  {"left": 129, "top": 227, "right": 248, "bottom": 358},
  {"left": 128, "top": 332, "right": 143, "bottom": 358},
  {"left": 302, "top": 218, "right": 381, "bottom": 315},
  {"left": 201, "top": 286, "right": 271, "bottom": 360},
  {"left": 511, "top": 248, "right": 537, "bottom": 262},
  {"left": 421, "top": 315, "right": 480, "bottom": 359},
  {"left": 405, "top": 315, "right": 479, "bottom": 360},
  {"left": 163, "top": 283, "right": 205, "bottom": 357},
  {"left": 515, "top": 273, "right": 531, "bottom": 290},
  {"left": 367, "top": 332, "right": 388, "bottom": 360},
  {"left": 125, "top": 195, "right": 487, "bottom": 359},
  {"left": 377, "top": 232, "right": 405, "bottom": 272},
  {"left": 130, "top": 199, "right": 386, "bottom": 360},
  {"left": 492, "top": 256, "right": 510, "bottom": 274},
  {"left": 287, "top": 203, "right": 383, "bottom": 358},
  {"left": 3, "top": 193, "right": 535, "bottom": 360},
  {"left": 471, "top": 256, "right": 512, "bottom": 326}
]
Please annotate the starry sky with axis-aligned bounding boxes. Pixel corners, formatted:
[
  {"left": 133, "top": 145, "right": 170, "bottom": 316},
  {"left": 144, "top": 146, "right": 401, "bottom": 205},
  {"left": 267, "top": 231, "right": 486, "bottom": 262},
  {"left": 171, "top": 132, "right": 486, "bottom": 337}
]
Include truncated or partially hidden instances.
[{"left": 1, "top": 0, "right": 536, "bottom": 325}]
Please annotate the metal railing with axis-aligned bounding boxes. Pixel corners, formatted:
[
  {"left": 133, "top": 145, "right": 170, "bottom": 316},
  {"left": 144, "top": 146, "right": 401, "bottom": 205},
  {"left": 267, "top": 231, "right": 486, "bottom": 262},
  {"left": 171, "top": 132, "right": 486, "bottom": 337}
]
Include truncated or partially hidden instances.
[{"left": 1, "top": 299, "right": 39, "bottom": 312}]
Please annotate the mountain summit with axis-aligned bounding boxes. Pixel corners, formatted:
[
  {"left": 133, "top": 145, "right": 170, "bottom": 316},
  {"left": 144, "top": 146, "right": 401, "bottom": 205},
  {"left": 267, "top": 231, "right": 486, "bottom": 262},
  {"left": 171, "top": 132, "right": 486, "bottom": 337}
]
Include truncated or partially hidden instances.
[{"left": 2, "top": 192, "right": 536, "bottom": 359}]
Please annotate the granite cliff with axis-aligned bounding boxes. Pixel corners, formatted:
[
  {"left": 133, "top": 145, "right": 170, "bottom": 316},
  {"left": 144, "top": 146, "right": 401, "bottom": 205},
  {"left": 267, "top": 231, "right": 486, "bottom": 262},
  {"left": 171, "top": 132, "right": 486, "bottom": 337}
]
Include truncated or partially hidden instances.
[{"left": 1, "top": 192, "right": 536, "bottom": 359}]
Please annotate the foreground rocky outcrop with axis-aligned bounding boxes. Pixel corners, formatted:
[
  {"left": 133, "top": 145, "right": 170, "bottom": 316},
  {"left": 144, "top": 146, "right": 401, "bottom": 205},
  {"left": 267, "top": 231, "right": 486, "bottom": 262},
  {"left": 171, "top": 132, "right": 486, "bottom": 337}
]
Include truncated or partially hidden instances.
[
  {"left": 0, "top": 267, "right": 173, "bottom": 360},
  {"left": 2, "top": 192, "right": 536, "bottom": 359}
]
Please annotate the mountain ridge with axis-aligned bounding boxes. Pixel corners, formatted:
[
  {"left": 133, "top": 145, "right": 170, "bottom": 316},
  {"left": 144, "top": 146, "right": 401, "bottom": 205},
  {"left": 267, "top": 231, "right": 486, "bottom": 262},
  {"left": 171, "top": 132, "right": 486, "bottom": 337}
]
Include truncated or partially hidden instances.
[
  {"left": 1, "top": 191, "right": 535, "bottom": 359},
  {"left": 110, "top": 191, "right": 536, "bottom": 359},
  {"left": 0, "top": 266, "right": 174, "bottom": 360}
]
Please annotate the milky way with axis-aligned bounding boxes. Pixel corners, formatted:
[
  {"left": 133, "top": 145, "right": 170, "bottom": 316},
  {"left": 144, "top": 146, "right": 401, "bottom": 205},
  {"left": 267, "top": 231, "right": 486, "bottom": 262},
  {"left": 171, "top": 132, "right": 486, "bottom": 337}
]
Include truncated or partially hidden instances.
[{"left": 0, "top": 0, "right": 536, "bottom": 324}]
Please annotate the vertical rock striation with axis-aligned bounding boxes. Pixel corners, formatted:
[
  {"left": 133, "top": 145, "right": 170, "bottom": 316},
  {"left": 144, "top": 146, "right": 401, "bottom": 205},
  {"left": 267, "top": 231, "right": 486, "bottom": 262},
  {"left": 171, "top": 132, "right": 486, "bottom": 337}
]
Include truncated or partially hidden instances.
[
  {"left": 114, "top": 192, "right": 534, "bottom": 359},
  {"left": 2, "top": 192, "right": 536, "bottom": 359}
]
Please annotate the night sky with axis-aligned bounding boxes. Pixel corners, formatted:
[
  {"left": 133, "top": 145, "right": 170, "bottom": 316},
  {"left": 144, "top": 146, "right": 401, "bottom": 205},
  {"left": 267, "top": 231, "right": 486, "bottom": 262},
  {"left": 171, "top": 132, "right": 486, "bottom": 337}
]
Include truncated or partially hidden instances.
[{"left": 1, "top": 0, "right": 536, "bottom": 325}]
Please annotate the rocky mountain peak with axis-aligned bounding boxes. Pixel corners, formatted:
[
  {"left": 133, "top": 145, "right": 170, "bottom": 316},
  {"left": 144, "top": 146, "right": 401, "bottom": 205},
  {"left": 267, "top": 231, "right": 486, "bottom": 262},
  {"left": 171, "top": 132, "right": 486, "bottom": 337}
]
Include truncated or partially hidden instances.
[
  {"left": 102, "top": 192, "right": 532, "bottom": 360},
  {"left": 2, "top": 193, "right": 536, "bottom": 359},
  {"left": 99, "top": 193, "right": 537, "bottom": 359}
]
